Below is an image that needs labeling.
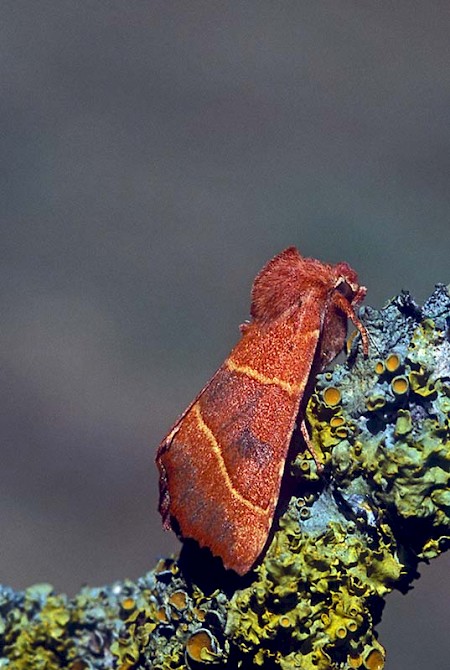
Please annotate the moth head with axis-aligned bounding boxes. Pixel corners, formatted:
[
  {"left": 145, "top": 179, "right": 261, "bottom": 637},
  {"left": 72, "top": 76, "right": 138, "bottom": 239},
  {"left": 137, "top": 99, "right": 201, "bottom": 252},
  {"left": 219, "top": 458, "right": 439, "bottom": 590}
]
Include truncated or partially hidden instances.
[{"left": 333, "top": 263, "right": 367, "bottom": 306}]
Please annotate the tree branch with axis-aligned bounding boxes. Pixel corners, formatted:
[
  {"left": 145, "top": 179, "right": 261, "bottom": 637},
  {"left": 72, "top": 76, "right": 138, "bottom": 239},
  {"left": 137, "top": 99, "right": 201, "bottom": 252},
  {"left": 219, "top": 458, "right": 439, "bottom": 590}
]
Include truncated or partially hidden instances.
[{"left": 1, "top": 286, "right": 449, "bottom": 670}]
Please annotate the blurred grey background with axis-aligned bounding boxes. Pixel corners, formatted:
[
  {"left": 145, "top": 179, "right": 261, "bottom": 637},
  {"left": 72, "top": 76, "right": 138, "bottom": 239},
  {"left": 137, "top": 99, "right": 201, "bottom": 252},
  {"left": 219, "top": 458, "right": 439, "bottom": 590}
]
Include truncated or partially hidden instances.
[{"left": 1, "top": 2, "right": 449, "bottom": 667}]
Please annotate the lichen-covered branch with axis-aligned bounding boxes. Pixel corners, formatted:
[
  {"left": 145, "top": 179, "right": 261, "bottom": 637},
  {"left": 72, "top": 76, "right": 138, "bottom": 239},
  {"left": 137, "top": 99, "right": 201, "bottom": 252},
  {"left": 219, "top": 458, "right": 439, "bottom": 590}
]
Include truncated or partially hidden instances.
[{"left": 1, "top": 287, "right": 449, "bottom": 670}]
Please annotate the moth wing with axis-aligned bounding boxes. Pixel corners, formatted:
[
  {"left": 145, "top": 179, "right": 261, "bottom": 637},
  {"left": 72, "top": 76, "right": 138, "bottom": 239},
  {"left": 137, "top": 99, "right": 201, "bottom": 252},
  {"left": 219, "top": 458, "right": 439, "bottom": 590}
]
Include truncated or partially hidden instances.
[
  {"left": 156, "top": 362, "right": 242, "bottom": 527},
  {"left": 156, "top": 297, "right": 324, "bottom": 575}
]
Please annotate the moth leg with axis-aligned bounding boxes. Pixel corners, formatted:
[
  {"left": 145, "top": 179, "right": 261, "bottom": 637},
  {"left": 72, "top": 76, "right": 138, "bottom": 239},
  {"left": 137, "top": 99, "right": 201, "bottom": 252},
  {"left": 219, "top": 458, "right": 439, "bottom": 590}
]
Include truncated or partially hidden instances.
[
  {"left": 300, "top": 420, "right": 324, "bottom": 473},
  {"left": 332, "top": 291, "right": 369, "bottom": 356}
]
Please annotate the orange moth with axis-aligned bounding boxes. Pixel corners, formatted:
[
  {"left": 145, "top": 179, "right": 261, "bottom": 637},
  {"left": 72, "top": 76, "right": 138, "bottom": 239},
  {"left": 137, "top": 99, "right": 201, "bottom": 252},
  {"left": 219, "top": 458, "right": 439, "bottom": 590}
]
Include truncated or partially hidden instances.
[{"left": 156, "top": 247, "right": 368, "bottom": 575}]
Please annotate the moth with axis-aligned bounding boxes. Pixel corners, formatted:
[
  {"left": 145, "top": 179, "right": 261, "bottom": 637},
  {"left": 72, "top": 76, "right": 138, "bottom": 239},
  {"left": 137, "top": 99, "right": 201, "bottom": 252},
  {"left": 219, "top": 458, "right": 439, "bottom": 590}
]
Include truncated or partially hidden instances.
[{"left": 156, "top": 247, "right": 368, "bottom": 575}]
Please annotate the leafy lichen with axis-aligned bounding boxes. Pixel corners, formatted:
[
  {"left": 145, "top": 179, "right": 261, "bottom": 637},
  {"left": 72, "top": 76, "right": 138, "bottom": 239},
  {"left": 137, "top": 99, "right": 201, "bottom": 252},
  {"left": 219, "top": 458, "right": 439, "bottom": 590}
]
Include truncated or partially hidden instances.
[{"left": 0, "top": 287, "right": 449, "bottom": 669}]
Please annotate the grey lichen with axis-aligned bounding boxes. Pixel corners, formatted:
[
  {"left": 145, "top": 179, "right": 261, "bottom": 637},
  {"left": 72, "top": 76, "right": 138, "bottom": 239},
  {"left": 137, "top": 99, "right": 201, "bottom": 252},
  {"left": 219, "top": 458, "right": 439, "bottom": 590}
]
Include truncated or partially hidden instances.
[{"left": 0, "top": 287, "right": 449, "bottom": 669}]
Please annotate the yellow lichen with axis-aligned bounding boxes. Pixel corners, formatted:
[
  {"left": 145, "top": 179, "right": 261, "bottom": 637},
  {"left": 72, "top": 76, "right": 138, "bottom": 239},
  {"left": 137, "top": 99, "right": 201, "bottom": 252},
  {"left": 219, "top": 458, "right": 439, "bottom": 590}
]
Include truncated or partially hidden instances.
[
  {"left": 364, "top": 648, "right": 385, "bottom": 670},
  {"left": 374, "top": 361, "right": 385, "bottom": 375},
  {"left": 185, "top": 629, "right": 221, "bottom": 664},
  {"left": 385, "top": 353, "right": 401, "bottom": 374},
  {"left": 391, "top": 375, "right": 409, "bottom": 395},
  {"left": 366, "top": 395, "right": 386, "bottom": 411},
  {"left": 323, "top": 386, "right": 342, "bottom": 407}
]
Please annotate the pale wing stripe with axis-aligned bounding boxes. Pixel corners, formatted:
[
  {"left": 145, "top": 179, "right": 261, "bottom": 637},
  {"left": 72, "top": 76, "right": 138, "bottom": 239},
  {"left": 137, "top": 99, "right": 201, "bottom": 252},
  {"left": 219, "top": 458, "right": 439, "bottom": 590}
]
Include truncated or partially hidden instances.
[
  {"left": 193, "top": 403, "right": 269, "bottom": 516},
  {"left": 226, "top": 327, "right": 320, "bottom": 396},
  {"left": 226, "top": 358, "right": 301, "bottom": 395}
]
